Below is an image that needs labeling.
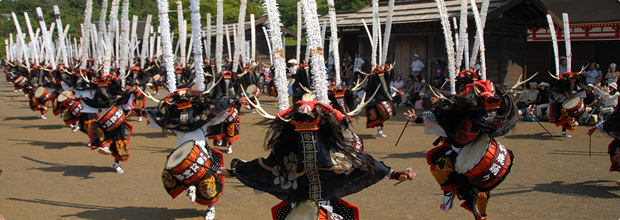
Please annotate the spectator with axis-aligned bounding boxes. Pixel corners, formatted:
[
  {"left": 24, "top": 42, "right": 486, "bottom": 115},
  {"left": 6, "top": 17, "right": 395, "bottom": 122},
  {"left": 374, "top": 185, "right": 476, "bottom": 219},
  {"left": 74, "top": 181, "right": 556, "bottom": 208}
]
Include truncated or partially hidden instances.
[
  {"left": 583, "top": 62, "right": 600, "bottom": 84},
  {"left": 606, "top": 63, "right": 619, "bottom": 85},
  {"left": 353, "top": 52, "right": 365, "bottom": 82},
  {"left": 534, "top": 82, "right": 552, "bottom": 120},
  {"left": 517, "top": 82, "right": 539, "bottom": 109},
  {"left": 595, "top": 82, "right": 619, "bottom": 120},
  {"left": 433, "top": 59, "right": 444, "bottom": 85},
  {"left": 581, "top": 84, "right": 600, "bottom": 122},
  {"left": 401, "top": 75, "right": 414, "bottom": 106},
  {"left": 342, "top": 56, "right": 354, "bottom": 86},
  {"left": 559, "top": 56, "right": 568, "bottom": 74},
  {"left": 391, "top": 75, "right": 405, "bottom": 106},
  {"left": 410, "top": 54, "right": 425, "bottom": 76},
  {"left": 288, "top": 59, "right": 298, "bottom": 78}
]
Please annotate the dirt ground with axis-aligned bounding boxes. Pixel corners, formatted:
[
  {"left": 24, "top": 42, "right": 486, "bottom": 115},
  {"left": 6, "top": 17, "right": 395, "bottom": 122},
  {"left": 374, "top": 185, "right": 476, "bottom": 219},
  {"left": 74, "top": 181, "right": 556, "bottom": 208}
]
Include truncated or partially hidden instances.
[{"left": 0, "top": 82, "right": 619, "bottom": 220}]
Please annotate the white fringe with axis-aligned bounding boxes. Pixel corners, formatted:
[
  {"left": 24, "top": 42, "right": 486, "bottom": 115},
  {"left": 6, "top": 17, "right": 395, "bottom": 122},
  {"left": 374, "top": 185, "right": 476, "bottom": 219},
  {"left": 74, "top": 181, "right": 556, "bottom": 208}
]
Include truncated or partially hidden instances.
[
  {"left": 190, "top": 0, "right": 205, "bottom": 91},
  {"left": 327, "top": 0, "right": 341, "bottom": 85},
  {"left": 435, "top": 0, "right": 457, "bottom": 93},
  {"left": 302, "top": 0, "right": 330, "bottom": 104},
  {"left": 470, "top": 0, "right": 487, "bottom": 81},
  {"left": 216, "top": 0, "right": 224, "bottom": 74},
  {"left": 563, "top": 13, "right": 572, "bottom": 73},
  {"left": 156, "top": 0, "right": 177, "bottom": 92},
  {"left": 547, "top": 14, "right": 560, "bottom": 77},
  {"left": 468, "top": 0, "right": 489, "bottom": 70},
  {"left": 264, "top": 0, "right": 291, "bottom": 110}
]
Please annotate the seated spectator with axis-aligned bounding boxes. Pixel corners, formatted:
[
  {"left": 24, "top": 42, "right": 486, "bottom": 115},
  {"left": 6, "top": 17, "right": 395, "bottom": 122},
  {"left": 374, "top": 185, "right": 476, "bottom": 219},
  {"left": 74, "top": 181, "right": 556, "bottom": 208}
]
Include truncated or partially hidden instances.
[
  {"left": 534, "top": 82, "right": 552, "bottom": 120},
  {"left": 580, "top": 84, "right": 600, "bottom": 123},
  {"left": 517, "top": 82, "right": 538, "bottom": 109},
  {"left": 595, "top": 82, "right": 619, "bottom": 120}
]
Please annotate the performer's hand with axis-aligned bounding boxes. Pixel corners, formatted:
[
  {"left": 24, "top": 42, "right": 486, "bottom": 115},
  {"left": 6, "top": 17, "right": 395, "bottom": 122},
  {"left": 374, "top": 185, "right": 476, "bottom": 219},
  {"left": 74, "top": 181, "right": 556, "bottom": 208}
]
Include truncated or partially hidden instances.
[
  {"left": 217, "top": 167, "right": 233, "bottom": 177},
  {"left": 404, "top": 109, "right": 416, "bottom": 122},
  {"left": 398, "top": 168, "right": 416, "bottom": 181},
  {"left": 587, "top": 126, "right": 596, "bottom": 136}
]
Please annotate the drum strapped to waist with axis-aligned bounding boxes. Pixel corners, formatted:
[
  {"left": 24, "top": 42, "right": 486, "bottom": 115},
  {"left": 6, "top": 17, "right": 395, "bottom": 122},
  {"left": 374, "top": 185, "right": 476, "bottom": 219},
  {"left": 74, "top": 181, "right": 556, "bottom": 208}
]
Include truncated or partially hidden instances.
[
  {"left": 454, "top": 134, "right": 513, "bottom": 191},
  {"left": 14, "top": 76, "right": 27, "bottom": 86},
  {"left": 153, "top": 74, "right": 162, "bottom": 81},
  {"left": 562, "top": 96, "right": 585, "bottom": 117},
  {"left": 285, "top": 200, "right": 321, "bottom": 220},
  {"left": 67, "top": 99, "right": 83, "bottom": 117},
  {"left": 34, "top": 87, "right": 52, "bottom": 102},
  {"left": 165, "top": 140, "right": 213, "bottom": 186},
  {"left": 375, "top": 101, "right": 395, "bottom": 121},
  {"left": 245, "top": 84, "right": 260, "bottom": 99},
  {"left": 96, "top": 106, "right": 126, "bottom": 132},
  {"left": 56, "top": 90, "right": 75, "bottom": 106}
]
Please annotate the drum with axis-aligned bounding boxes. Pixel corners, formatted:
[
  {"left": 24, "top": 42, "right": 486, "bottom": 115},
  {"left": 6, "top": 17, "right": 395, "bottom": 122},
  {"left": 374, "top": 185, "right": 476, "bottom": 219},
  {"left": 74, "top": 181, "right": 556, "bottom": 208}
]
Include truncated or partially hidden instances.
[
  {"left": 56, "top": 91, "right": 74, "bottom": 106},
  {"left": 14, "top": 76, "right": 27, "bottom": 86},
  {"left": 96, "top": 106, "right": 126, "bottom": 132},
  {"left": 562, "top": 96, "right": 585, "bottom": 117},
  {"left": 34, "top": 87, "right": 52, "bottom": 102},
  {"left": 376, "top": 101, "right": 395, "bottom": 121},
  {"left": 67, "top": 99, "right": 83, "bottom": 117},
  {"left": 245, "top": 84, "right": 260, "bottom": 99},
  {"left": 153, "top": 74, "right": 162, "bottom": 81},
  {"left": 454, "top": 134, "right": 513, "bottom": 191},
  {"left": 285, "top": 200, "right": 320, "bottom": 220},
  {"left": 165, "top": 141, "right": 211, "bottom": 185}
]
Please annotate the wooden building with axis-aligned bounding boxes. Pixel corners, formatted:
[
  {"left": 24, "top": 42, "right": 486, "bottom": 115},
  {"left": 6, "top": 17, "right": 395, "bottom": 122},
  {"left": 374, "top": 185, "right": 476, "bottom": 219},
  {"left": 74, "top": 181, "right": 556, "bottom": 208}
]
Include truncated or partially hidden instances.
[
  {"left": 331, "top": 0, "right": 550, "bottom": 85},
  {"left": 527, "top": 0, "right": 620, "bottom": 80}
]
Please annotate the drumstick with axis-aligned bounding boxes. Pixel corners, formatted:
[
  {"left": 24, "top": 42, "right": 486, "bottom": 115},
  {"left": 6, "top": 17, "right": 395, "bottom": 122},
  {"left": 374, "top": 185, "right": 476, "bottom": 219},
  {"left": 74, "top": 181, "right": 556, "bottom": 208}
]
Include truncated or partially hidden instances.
[
  {"left": 395, "top": 120, "right": 409, "bottom": 147},
  {"left": 532, "top": 115, "right": 553, "bottom": 137}
]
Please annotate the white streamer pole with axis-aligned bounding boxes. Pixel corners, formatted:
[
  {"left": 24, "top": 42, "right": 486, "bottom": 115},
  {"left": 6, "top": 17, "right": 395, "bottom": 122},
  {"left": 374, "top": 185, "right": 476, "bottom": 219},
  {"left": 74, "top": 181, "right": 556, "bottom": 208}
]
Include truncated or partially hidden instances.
[
  {"left": 119, "top": 0, "right": 130, "bottom": 85},
  {"left": 563, "top": 13, "right": 572, "bottom": 73},
  {"left": 177, "top": 1, "right": 187, "bottom": 67},
  {"left": 436, "top": 0, "right": 457, "bottom": 93},
  {"left": 129, "top": 15, "right": 139, "bottom": 65},
  {"left": 250, "top": 14, "right": 256, "bottom": 63},
  {"left": 156, "top": 0, "right": 177, "bottom": 92},
  {"left": 206, "top": 13, "right": 212, "bottom": 61},
  {"left": 470, "top": 0, "right": 487, "bottom": 81},
  {"left": 327, "top": 0, "right": 341, "bottom": 85},
  {"left": 547, "top": 14, "right": 560, "bottom": 77},
  {"left": 456, "top": 0, "right": 468, "bottom": 70},
  {"left": 81, "top": 0, "right": 93, "bottom": 69},
  {"left": 381, "top": 0, "right": 395, "bottom": 68},
  {"left": 302, "top": 0, "right": 330, "bottom": 104},
  {"left": 371, "top": 0, "right": 379, "bottom": 68},
  {"left": 264, "top": 0, "right": 290, "bottom": 110},
  {"left": 262, "top": 26, "right": 273, "bottom": 63},
  {"left": 234, "top": 0, "right": 247, "bottom": 71},
  {"left": 53, "top": 6, "right": 69, "bottom": 67},
  {"left": 105, "top": 0, "right": 120, "bottom": 73},
  {"left": 190, "top": 0, "right": 205, "bottom": 91},
  {"left": 36, "top": 8, "right": 55, "bottom": 67},
  {"left": 5, "top": 40, "right": 9, "bottom": 61},
  {"left": 141, "top": 14, "right": 152, "bottom": 68},
  {"left": 215, "top": 0, "right": 224, "bottom": 74},
  {"left": 469, "top": 0, "right": 489, "bottom": 69},
  {"left": 225, "top": 25, "right": 232, "bottom": 61},
  {"left": 296, "top": 2, "right": 302, "bottom": 63}
]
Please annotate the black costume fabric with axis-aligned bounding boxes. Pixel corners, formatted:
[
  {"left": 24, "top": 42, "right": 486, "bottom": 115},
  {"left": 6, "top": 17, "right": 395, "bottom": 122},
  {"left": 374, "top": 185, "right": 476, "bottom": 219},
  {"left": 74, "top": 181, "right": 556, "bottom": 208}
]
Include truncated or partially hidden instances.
[{"left": 232, "top": 130, "right": 390, "bottom": 203}]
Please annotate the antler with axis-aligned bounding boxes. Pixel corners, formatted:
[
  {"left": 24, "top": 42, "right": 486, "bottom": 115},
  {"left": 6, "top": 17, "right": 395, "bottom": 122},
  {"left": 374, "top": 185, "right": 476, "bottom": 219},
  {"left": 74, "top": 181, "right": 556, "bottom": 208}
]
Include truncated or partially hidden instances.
[
  {"left": 577, "top": 63, "right": 589, "bottom": 74},
  {"left": 548, "top": 71, "right": 560, "bottom": 80},
  {"left": 511, "top": 72, "right": 538, "bottom": 90},
  {"left": 351, "top": 75, "right": 369, "bottom": 91},
  {"left": 428, "top": 86, "right": 453, "bottom": 104},
  {"left": 136, "top": 85, "right": 161, "bottom": 103},
  {"left": 240, "top": 86, "right": 277, "bottom": 120},
  {"left": 299, "top": 82, "right": 313, "bottom": 94},
  {"left": 202, "top": 75, "right": 223, "bottom": 94},
  {"left": 346, "top": 86, "right": 381, "bottom": 116}
]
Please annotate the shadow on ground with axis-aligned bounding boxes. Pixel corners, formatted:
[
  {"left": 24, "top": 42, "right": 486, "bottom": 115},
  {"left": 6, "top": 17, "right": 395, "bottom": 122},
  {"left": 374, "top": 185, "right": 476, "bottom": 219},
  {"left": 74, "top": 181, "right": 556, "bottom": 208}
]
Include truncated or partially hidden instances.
[
  {"left": 10, "top": 139, "right": 85, "bottom": 150},
  {"left": 494, "top": 180, "right": 619, "bottom": 198},
  {"left": 22, "top": 156, "right": 113, "bottom": 179},
  {"left": 7, "top": 198, "right": 204, "bottom": 220}
]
